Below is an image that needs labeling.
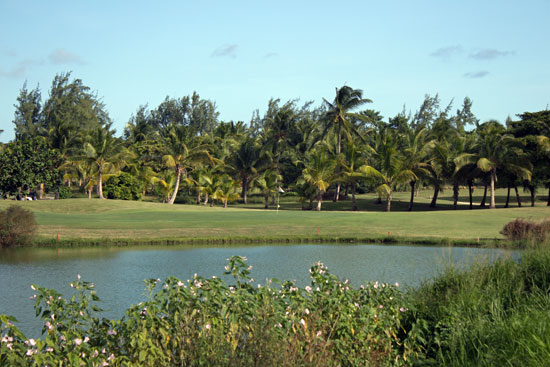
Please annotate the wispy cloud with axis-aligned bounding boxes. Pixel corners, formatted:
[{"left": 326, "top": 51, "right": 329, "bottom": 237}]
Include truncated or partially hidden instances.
[
  {"left": 0, "top": 59, "right": 38, "bottom": 78},
  {"left": 263, "top": 52, "right": 278, "bottom": 59},
  {"left": 2, "top": 49, "right": 17, "bottom": 57},
  {"left": 49, "top": 48, "right": 84, "bottom": 65},
  {"left": 211, "top": 44, "right": 238, "bottom": 58},
  {"left": 464, "top": 70, "right": 489, "bottom": 79},
  {"left": 430, "top": 45, "right": 463, "bottom": 60},
  {"left": 469, "top": 48, "right": 514, "bottom": 60}
]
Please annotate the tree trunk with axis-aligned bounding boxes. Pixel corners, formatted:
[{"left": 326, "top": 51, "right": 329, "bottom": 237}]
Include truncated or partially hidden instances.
[
  {"left": 489, "top": 170, "right": 496, "bottom": 209},
  {"left": 468, "top": 180, "right": 473, "bottom": 210},
  {"left": 453, "top": 182, "right": 459, "bottom": 210},
  {"left": 547, "top": 186, "right": 550, "bottom": 206},
  {"left": 385, "top": 192, "right": 392, "bottom": 212},
  {"left": 203, "top": 192, "right": 209, "bottom": 206},
  {"left": 39, "top": 183, "right": 44, "bottom": 200},
  {"left": 168, "top": 167, "right": 181, "bottom": 205},
  {"left": 480, "top": 184, "right": 488, "bottom": 207},
  {"left": 88, "top": 189, "right": 92, "bottom": 199},
  {"left": 241, "top": 177, "right": 248, "bottom": 204},
  {"left": 505, "top": 184, "right": 511, "bottom": 208},
  {"left": 316, "top": 191, "right": 323, "bottom": 211},
  {"left": 529, "top": 184, "right": 535, "bottom": 207},
  {"left": 224, "top": 199, "right": 228, "bottom": 208},
  {"left": 264, "top": 194, "right": 269, "bottom": 209},
  {"left": 98, "top": 171, "right": 105, "bottom": 199},
  {"left": 408, "top": 181, "right": 415, "bottom": 211},
  {"left": 351, "top": 183, "right": 357, "bottom": 211},
  {"left": 514, "top": 185, "right": 522, "bottom": 207},
  {"left": 429, "top": 185, "right": 439, "bottom": 208},
  {"left": 196, "top": 190, "right": 201, "bottom": 205},
  {"left": 333, "top": 124, "right": 342, "bottom": 202},
  {"left": 344, "top": 185, "right": 350, "bottom": 200}
]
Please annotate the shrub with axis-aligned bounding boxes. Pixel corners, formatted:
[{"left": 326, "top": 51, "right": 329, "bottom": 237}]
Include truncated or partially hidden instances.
[
  {"left": 57, "top": 186, "right": 72, "bottom": 199},
  {"left": 0, "top": 205, "right": 37, "bottom": 248},
  {"left": 500, "top": 217, "right": 550, "bottom": 243},
  {"left": 104, "top": 172, "right": 142, "bottom": 201}
]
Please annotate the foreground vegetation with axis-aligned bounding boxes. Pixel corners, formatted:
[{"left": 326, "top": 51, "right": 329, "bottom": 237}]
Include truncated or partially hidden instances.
[
  {"left": 0, "top": 191, "right": 549, "bottom": 247},
  {"left": 1, "top": 249, "right": 550, "bottom": 366}
]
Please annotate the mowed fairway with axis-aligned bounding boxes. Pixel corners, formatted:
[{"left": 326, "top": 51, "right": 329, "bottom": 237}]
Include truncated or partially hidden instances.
[{"left": 1, "top": 188, "right": 549, "bottom": 243}]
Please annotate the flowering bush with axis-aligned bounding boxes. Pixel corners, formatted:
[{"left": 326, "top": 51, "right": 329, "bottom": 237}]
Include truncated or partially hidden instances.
[{"left": 0, "top": 257, "right": 422, "bottom": 366}]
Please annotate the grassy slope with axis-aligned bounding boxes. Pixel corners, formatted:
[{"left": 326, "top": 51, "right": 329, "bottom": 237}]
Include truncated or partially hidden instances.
[{"left": 1, "top": 189, "right": 548, "bottom": 244}]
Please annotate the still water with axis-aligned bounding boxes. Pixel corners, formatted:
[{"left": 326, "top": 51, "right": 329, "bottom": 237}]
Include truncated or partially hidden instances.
[{"left": 0, "top": 244, "right": 517, "bottom": 337}]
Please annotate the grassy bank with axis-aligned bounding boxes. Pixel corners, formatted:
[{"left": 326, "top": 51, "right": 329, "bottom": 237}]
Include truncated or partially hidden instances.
[{"left": 0, "top": 188, "right": 549, "bottom": 247}]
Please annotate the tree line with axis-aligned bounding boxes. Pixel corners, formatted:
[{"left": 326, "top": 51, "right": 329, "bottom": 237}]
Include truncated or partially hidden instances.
[{"left": 1, "top": 72, "right": 549, "bottom": 211}]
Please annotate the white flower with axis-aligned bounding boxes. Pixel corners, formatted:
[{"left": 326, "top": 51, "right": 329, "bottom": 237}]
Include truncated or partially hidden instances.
[
  {"left": 305, "top": 286, "right": 312, "bottom": 293},
  {"left": 300, "top": 319, "right": 306, "bottom": 326},
  {"left": 304, "top": 308, "right": 310, "bottom": 315},
  {"left": 394, "top": 282, "right": 399, "bottom": 287},
  {"left": 75, "top": 338, "right": 82, "bottom": 346},
  {"left": 30, "top": 285, "right": 36, "bottom": 291},
  {"left": 77, "top": 274, "right": 81, "bottom": 280},
  {"left": 177, "top": 281, "right": 184, "bottom": 287},
  {"left": 205, "top": 324, "right": 211, "bottom": 330}
]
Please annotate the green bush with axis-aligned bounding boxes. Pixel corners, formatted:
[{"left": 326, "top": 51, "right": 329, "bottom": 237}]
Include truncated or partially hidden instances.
[
  {"left": 57, "top": 186, "right": 72, "bottom": 199},
  {"left": 0, "top": 205, "right": 37, "bottom": 248},
  {"left": 104, "top": 172, "right": 142, "bottom": 201},
  {"left": 0, "top": 257, "right": 420, "bottom": 366}
]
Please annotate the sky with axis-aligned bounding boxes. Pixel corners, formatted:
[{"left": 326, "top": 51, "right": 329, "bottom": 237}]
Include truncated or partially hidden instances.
[{"left": 1, "top": 0, "right": 549, "bottom": 142}]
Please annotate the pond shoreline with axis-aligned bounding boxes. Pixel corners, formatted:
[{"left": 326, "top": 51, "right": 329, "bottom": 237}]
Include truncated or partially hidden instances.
[{"left": 26, "top": 234, "right": 508, "bottom": 248}]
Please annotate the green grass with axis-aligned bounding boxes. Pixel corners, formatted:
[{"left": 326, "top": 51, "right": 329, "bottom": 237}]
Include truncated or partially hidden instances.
[
  {"left": 410, "top": 248, "right": 550, "bottom": 366},
  {"left": 1, "top": 188, "right": 548, "bottom": 246}
]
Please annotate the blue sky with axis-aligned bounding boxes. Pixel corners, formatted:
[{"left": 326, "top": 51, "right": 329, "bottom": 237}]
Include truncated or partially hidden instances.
[{"left": 1, "top": 0, "right": 549, "bottom": 142}]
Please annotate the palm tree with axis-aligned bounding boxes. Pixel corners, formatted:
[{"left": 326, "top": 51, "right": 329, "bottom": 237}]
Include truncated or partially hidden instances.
[
  {"left": 300, "top": 149, "right": 336, "bottom": 211},
  {"left": 339, "top": 141, "right": 371, "bottom": 211},
  {"left": 231, "top": 137, "right": 262, "bottom": 204},
  {"left": 152, "top": 172, "right": 176, "bottom": 203},
  {"left": 213, "top": 175, "right": 241, "bottom": 208},
  {"left": 365, "top": 128, "right": 416, "bottom": 212},
  {"left": 322, "top": 86, "right": 372, "bottom": 201},
  {"left": 83, "top": 127, "right": 132, "bottom": 199},
  {"left": 400, "top": 126, "right": 430, "bottom": 211},
  {"left": 253, "top": 169, "right": 282, "bottom": 209},
  {"left": 456, "top": 121, "right": 531, "bottom": 209},
  {"left": 161, "top": 124, "right": 214, "bottom": 204}
]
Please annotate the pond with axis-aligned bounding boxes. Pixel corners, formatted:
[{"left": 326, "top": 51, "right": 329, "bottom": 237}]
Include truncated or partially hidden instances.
[{"left": 0, "top": 243, "right": 518, "bottom": 337}]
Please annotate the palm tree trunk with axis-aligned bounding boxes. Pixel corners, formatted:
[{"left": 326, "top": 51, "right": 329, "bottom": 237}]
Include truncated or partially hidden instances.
[
  {"left": 98, "top": 171, "right": 105, "bottom": 199},
  {"left": 168, "top": 167, "right": 181, "bottom": 205},
  {"left": 333, "top": 125, "right": 342, "bottom": 202},
  {"left": 196, "top": 189, "right": 201, "bottom": 205},
  {"left": 547, "top": 186, "right": 550, "bottom": 206},
  {"left": 386, "top": 192, "right": 392, "bottom": 212},
  {"left": 429, "top": 185, "right": 439, "bottom": 208},
  {"left": 529, "top": 184, "right": 535, "bottom": 207},
  {"left": 468, "top": 180, "right": 473, "bottom": 210},
  {"left": 489, "top": 170, "right": 496, "bottom": 209},
  {"left": 352, "top": 183, "right": 357, "bottom": 211},
  {"left": 514, "top": 185, "right": 522, "bottom": 207},
  {"left": 480, "top": 184, "right": 488, "bottom": 207},
  {"left": 242, "top": 177, "right": 248, "bottom": 204},
  {"left": 224, "top": 199, "right": 228, "bottom": 208},
  {"left": 408, "top": 181, "right": 415, "bottom": 211},
  {"left": 453, "top": 182, "right": 459, "bottom": 210},
  {"left": 203, "top": 193, "right": 209, "bottom": 205},
  {"left": 316, "top": 191, "right": 323, "bottom": 211},
  {"left": 505, "top": 184, "right": 511, "bottom": 208},
  {"left": 88, "top": 189, "right": 92, "bottom": 199}
]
